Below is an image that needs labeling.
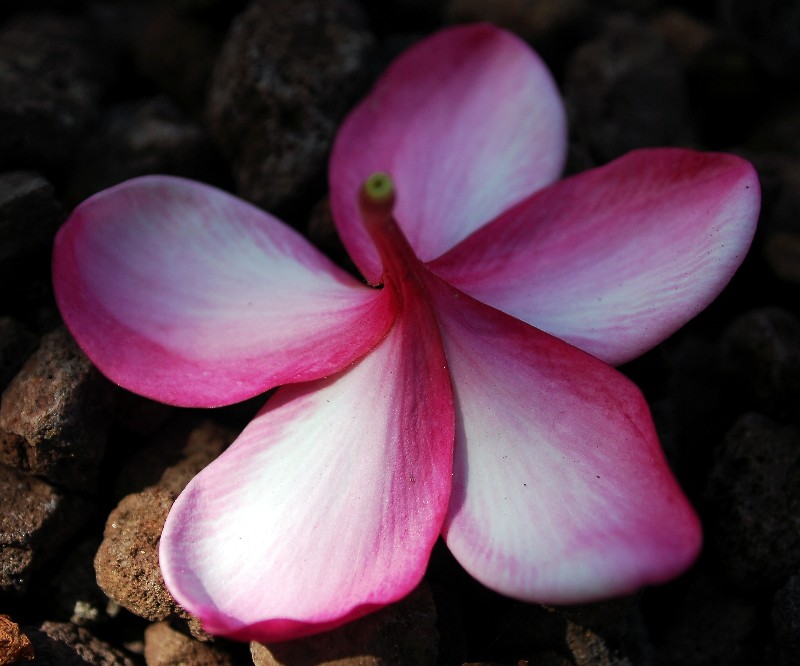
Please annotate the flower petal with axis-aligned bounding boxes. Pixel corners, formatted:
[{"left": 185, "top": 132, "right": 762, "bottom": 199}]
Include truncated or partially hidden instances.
[
  {"left": 330, "top": 23, "right": 567, "bottom": 283},
  {"left": 425, "top": 275, "right": 701, "bottom": 603},
  {"left": 159, "top": 276, "right": 454, "bottom": 641},
  {"left": 430, "top": 149, "right": 760, "bottom": 365},
  {"left": 53, "top": 176, "right": 396, "bottom": 407}
]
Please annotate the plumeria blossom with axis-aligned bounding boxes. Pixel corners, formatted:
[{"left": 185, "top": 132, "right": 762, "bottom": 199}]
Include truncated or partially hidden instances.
[{"left": 53, "top": 24, "right": 759, "bottom": 642}]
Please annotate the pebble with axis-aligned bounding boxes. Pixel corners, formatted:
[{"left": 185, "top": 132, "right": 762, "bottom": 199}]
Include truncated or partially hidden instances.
[
  {"left": 705, "top": 413, "right": 800, "bottom": 590},
  {"left": 0, "top": 318, "right": 37, "bottom": 394},
  {"left": 0, "top": 614, "right": 34, "bottom": 664},
  {"left": 0, "top": 327, "right": 113, "bottom": 493},
  {"left": 564, "top": 14, "right": 692, "bottom": 164},
  {"left": 0, "top": 464, "right": 89, "bottom": 594},
  {"left": 94, "top": 486, "right": 179, "bottom": 623},
  {"left": 23, "top": 621, "right": 135, "bottom": 666},
  {"left": 66, "top": 96, "right": 226, "bottom": 205},
  {"left": 720, "top": 308, "right": 800, "bottom": 421},
  {"left": 773, "top": 572, "right": 800, "bottom": 666},
  {"left": 206, "top": 0, "right": 375, "bottom": 213},
  {"left": 251, "top": 583, "right": 438, "bottom": 665},
  {"left": 144, "top": 622, "right": 237, "bottom": 666},
  {"left": 0, "top": 13, "right": 111, "bottom": 172}
]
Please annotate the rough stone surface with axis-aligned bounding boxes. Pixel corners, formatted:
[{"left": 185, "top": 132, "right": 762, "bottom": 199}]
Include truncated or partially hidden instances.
[
  {"left": 206, "top": 0, "right": 375, "bottom": 212},
  {"left": 705, "top": 414, "right": 800, "bottom": 590},
  {"left": 0, "top": 327, "right": 114, "bottom": 493},
  {"left": 773, "top": 572, "right": 800, "bottom": 666},
  {"left": 0, "top": 13, "right": 111, "bottom": 171},
  {"left": 94, "top": 487, "right": 178, "bottom": 622},
  {"left": 0, "top": 464, "right": 88, "bottom": 594},
  {"left": 144, "top": 622, "right": 236, "bottom": 666},
  {"left": 0, "top": 614, "right": 34, "bottom": 663},
  {"left": 721, "top": 308, "right": 800, "bottom": 420},
  {"left": 0, "top": 171, "right": 64, "bottom": 267},
  {"left": 564, "top": 14, "right": 691, "bottom": 165},
  {"left": 251, "top": 583, "right": 438, "bottom": 665},
  {"left": 0, "top": 318, "right": 37, "bottom": 394},
  {"left": 67, "top": 96, "right": 225, "bottom": 204},
  {"left": 24, "top": 621, "right": 135, "bottom": 666}
]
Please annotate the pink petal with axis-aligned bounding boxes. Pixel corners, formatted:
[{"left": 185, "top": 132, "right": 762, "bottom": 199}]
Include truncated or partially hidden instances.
[
  {"left": 425, "top": 274, "right": 701, "bottom": 603},
  {"left": 53, "top": 176, "right": 397, "bottom": 407},
  {"left": 159, "top": 272, "right": 454, "bottom": 641},
  {"left": 430, "top": 149, "right": 760, "bottom": 365},
  {"left": 330, "top": 23, "right": 567, "bottom": 284}
]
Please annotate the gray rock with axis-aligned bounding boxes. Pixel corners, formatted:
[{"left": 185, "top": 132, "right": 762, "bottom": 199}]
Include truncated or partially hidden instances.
[
  {"left": 705, "top": 414, "right": 800, "bottom": 590},
  {"left": 24, "top": 621, "right": 136, "bottom": 666},
  {"left": 206, "top": 0, "right": 375, "bottom": 212}
]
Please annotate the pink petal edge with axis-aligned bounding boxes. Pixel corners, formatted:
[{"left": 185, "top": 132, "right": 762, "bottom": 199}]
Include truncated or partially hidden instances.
[
  {"left": 330, "top": 23, "right": 567, "bottom": 284},
  {"left": 425, "top": 273, "right": 702, "bottom": 603},
  {"left": 430, "top": 148, "right": 760, "bottom": 365},
  {"left": 160, "top": 265, "right": 455, "bottom": 642},
  {"left": 53, "top": 176, "right": 397, "bottom": 407}
]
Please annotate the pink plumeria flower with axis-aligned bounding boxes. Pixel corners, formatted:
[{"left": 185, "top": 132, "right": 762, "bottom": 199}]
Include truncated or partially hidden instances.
[{"left": 53, "top": 24, "right": 759, "bottom": 641}]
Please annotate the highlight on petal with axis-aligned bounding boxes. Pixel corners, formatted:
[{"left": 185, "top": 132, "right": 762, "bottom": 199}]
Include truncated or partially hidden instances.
[
  {"left": 425, "top": 274, "right": 701, "bottom": 603},
  {"left": 430, "top": 148, "right": 760, "bottom": 365},
  {"left": 159, "top": 276, "right": 455, "bottom": 642},
  {"left": 53, "top": 176, "right": 397, "bottom": 407},
  {"left": 330, "top": 23, "right": 567, "bottom": 284}
]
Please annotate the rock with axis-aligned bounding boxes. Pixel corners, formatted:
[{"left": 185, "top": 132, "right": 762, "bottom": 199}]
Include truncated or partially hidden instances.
[
  {"left": 0, "top": 13, "right": 111, "bottom": 171},
  {"left": 251, "top": 583, "right": 438, "bottom": 665},
  {"left": 0, "top": 464, "right": 89, "bottom": 594},
  {"left": 67, "top": 97, "right": 226, "bottom": 205},
  {"left": 0, "top": 318, "right": 37, "bottom": 394},
  {"left": 564, "top": 14, "right": 691, "bottom": 164},
  {"left": 648, "top": 569, "right": 760, "bottom": 665},
  {"left": 650, "top": 9, "right": 715, "bottom": 68},
  {"left": 144, "top": 622, "right": 236, "bottom": 666},
  {"left": 721, "top": 308, "right": 800, "bottom": 420},
  {"left": 773, "top": 572, "right": 800, "bottom": 666},
  {"left": 0, "top": 171, "right": 64, "bottom": 267},
  {"left": 0, "top": 327, "right": 114, "bottom": 493},
  {"left": 445, "top": 0, "right": 596, "bottom": 66},
  {"left": 705, "top": 414, "right": 800, "bottom": 590},
  {"left": 94, "top": 487, "right": 178, "bottom": 622},
  {"left": 206, "top": 0, "right": 375, "bottom": 214},
  {"left": 0, "top": 614, "right": 34, "bottom": 664},
  {"left": 23, "top": 621, "right": 135, "bottom": 666}
]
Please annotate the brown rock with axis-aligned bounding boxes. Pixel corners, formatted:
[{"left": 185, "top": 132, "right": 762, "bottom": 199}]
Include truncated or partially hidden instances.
[
  {"left": 94, "top": 487, "right": 178, "bottom": 622},
  {"left": 0, "top": 615, "right": 34, "bottom": 664},
  {"left": 144, "top": 622, "right": 236, "bottom": 666},
  {"left": 24, "top": 621, "right": 135, "bottom": 666},
  {"left": 650, "top": 9, "right": 715, "bottom": 68},
  {"left": 251, "top": 583, "right": 438, "bottom": 665},
  {"left": 0, "top": 328, "right": 114, "bottom": 493},
  {"left": 206, "top": 0, "right": 375, "bottom": 213},
  {"left": 158, "top": 420, "right": 235, "bottom": 496},
  {"left": 0, "top": 464, "right": 89, "bottom": 594}
]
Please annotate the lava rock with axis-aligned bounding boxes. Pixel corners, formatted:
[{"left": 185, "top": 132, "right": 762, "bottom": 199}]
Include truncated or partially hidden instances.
[
  {"left": 0, "top": 464, "right": 89, "bottom": 594},
  {"left": 721, "top": 308, "right": 800, "bottom": 421},
  {"left": 206, "top": 0, "right": 375, "bottom": 213},
  {"left": 94, "top": 486, "right": 178, "bottom": 623},
  {"left": 24, "top": 621, "right": 135, "bottom": 666},
  {"left": 251, "top": 583, "right": 438, "bottom": 665},
  {"left": 705, "top": 414, "right": 800, "bottom": 590},
  {"left": 650, "top": 9, "right": 715, "bottom": 68},
  {"left": 0, "top": 13, "right": 111, "bottom": 172},
  {"left": 773, "top": 572, "right": 800, "bottom": 666},
  {"left": 67, "top": 97, "right": 226, "bottom": 205},
  {"left": 0, "top": 614, "right": 34, "bottom": 664},
  {"left": 0, "top": 327, "right": 114, "bottom": 493},
  {"left": 564, "top": 14, "right": 691, "bottom": 164},
  {"left": 144, "top": 622, "right": 236, "bottom": 666},
  {"left": 0, "top": 318, "right": 37, "bottom": 394}
]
